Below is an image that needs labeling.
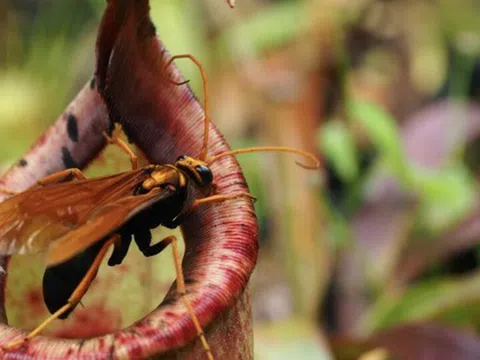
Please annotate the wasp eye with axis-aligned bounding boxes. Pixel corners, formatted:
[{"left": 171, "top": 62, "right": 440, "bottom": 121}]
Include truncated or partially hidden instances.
[
  {"left": 195, "top": 165, "right": 213, "bottom": 185},
  {"left": 176, "top": 155, "right": 188, "bottom": 162}
]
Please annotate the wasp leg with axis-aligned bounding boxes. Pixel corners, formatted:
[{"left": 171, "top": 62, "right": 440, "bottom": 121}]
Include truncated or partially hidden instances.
[
  {"left": 108, "top": 234, "right": 132, "bottom": 266},
  {"left": 0, "top": 187, "right": 19, "bottom": 195},
  {"left": 0, "top": 168, "right": 88, "bottom": 197},
  {"left": 169, "top": 235, "right": 214, "bottom": 360},
  {"left": 1, "top": 168, "right": 87, "bottom": 194},
  {"left": 134, "top": 230, "right": 171, "bottom": 257},
  {"left": 135, "top": 234, "right": 213, "bottom": 358},
  {"left": 3, "top": 236, "right": 117, "bottom": 351},
  {"left": 163, "top": 192, "right": 256, "bottom": 229},
  {"left": 102, "top": 131, "right": 138, "bottom": 170},
  {"left": 135, "top": 234, "right": 213, "bottom": 359},
  {"left": 193, "top": 192, "right": 256, "bottom": 208},
  {"left": 37, "top": 168, "right": 87, "bottom": 186}
]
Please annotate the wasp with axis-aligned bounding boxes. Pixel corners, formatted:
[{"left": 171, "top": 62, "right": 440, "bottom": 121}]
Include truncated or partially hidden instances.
[{"left": 0, "top": 55, "right": 319, "bottom": 359}]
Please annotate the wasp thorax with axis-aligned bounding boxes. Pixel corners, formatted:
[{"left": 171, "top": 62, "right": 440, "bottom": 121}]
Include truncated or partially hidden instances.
[
  {"left": 141, "top": 165, "right": 181, "bottom": 192},
  {"left": 175, "top": 155, "right": 213, "bottom": 188}
]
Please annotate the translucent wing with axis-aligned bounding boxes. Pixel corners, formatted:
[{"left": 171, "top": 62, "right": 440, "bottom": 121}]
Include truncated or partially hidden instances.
[
  {"left": 45, "top": 188, "right": 173, "bottom": 266},
  {"left": 0, "top": 169, "right": 150, "bottom": 256}
]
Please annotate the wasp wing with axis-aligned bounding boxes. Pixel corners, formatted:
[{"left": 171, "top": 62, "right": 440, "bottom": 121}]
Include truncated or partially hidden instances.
[
  {"left": 0, "top": 169, "right": 150, "bottom": 256},
  {"left": 45, "top": 187, "right": 174, "bottom": 266}
]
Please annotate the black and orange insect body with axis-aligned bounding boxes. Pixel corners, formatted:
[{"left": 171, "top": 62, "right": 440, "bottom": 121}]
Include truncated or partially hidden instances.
[{"left": 39, "top": 156, "right": 221, "bottom": 320}]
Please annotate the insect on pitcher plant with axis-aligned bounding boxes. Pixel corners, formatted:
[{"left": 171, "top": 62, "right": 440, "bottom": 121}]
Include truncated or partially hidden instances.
[{"left": 0, "top": 53, "right": 319, "bottom": 359}]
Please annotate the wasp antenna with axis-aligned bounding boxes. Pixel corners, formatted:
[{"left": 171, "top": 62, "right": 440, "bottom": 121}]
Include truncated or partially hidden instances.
[
  {"left": 207, "top": 147, "right": 320, "bottom": 170},
  {"left": 167, "top": 54, "right": 210, "bottom": 161},
  {"left": 171, "top": 79, "right": 191, "bottom": 86}
]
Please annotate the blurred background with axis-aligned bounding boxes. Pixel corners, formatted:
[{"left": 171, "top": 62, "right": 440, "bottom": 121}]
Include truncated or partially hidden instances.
[{"left": 3, "top": 0, "right": 480, "bottom": 359}]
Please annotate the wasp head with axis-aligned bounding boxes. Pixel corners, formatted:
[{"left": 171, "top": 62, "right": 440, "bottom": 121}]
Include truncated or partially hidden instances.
[{"left": 175, "top": 155, "right": 213, "bottom": 189}]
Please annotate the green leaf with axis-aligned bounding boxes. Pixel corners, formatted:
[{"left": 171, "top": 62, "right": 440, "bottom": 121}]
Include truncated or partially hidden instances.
[
  {"left": 414, "top": 164, "right": 476, "bottom": 232},
  {"left": 360, "top": 272, "right": 480, "bottom": 334},
  {"left": 216, "top": 2, "right": 306, "bottom": 55},
  {"left": 319, "top": 121, "right": 359, "bottom": 183},
  {"left": 348, "top": 100, "right": 412, "bottom": 188}
]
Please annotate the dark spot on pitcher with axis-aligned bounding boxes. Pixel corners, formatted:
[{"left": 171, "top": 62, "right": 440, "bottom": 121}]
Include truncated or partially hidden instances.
[
  {"left": 66, "top": 114, "right": 79, "bottom": 142},
  {"left": 61, "top": 147, "right": 79, "bottom": 169}
]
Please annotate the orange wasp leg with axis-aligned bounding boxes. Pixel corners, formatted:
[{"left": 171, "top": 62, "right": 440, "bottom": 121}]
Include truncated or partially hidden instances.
[
  {"left": 3, "top": 235, "right": 118, "bottom": 351},
  {"left": 168, "top": 193, "right": 256, "bottom": 227},
  {"left": 102, "top": 131, "right": 138, "bottom": 170},
  {"left": 0, "top": 187, "right": 19, "bottom": 196},
  {"left": 167, "top": 235, "right": 214, "bottom": 360},
  {"left": 0, "top": 168, "right": 87, "bottom": 196},
  {"left": 37, "top": 168, "right": 87, "bottom": 186},
  {"left": 192, "top": 192, "right": 256, "bottom": 210}
]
